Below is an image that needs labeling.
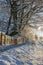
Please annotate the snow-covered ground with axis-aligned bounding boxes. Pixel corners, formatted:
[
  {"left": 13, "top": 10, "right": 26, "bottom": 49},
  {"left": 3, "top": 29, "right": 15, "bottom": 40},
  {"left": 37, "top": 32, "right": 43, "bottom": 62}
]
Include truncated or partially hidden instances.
[
  {"left": 32, "top": 28, "right": 43, "bottom": 37},
  {"left": 0, "top": 41, "right": 43, "bottom": 65},
  {"left": 0, "top": 0, "right": 43, "bottom": 65}
]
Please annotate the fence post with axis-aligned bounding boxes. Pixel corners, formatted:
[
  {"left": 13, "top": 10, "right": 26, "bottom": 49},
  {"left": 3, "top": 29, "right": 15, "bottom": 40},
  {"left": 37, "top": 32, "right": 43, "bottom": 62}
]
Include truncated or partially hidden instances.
[
  {"left": 0, "top": 32, "right": 2, "bottom": 45},
  {"left": 2, "top": 33, "right": 5, "bottom": 45}
]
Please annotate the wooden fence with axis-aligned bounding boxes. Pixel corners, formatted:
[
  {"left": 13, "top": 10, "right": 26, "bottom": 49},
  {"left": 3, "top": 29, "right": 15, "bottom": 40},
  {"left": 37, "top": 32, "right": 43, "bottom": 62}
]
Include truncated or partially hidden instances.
[{"left": 0, "top": 32, "right": 24, "bottom": 45}]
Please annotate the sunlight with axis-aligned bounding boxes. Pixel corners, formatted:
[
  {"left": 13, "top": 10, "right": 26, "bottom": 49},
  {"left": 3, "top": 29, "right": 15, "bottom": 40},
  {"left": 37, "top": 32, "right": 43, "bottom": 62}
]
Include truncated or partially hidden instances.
[{"left": 38, "top": 26, "right": 41, "bottom": 30}]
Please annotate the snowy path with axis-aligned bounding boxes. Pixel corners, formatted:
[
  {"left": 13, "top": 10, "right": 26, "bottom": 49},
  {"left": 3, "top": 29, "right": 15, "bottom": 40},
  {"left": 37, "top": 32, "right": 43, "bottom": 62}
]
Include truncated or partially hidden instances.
[{"left": 0, "top": 42, "right": 43, "bottom": 65}]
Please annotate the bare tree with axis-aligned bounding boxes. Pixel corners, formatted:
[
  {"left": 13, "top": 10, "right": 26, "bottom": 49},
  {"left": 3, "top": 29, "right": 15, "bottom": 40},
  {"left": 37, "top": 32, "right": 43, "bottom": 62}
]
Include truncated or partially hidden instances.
[{"left": 6, "top": 0, "right": 43, "bottom": 36}]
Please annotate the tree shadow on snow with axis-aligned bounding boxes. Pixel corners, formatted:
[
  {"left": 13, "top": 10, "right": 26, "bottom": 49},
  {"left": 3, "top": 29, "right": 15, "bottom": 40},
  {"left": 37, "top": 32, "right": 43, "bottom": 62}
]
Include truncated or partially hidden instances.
[{"left": 0, "top": 42, "right": 30, "bottom": 53}]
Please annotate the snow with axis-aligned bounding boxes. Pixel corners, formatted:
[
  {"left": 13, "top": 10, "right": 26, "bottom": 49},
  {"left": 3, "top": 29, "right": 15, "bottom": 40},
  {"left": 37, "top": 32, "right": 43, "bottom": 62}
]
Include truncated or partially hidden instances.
[
  {"left": 0, "top": 0, "right": 43, "bottom": 65},
  {"left": 32, "top": 28, "right": 43, "bottom": 37},
  {"left": 0, "top": 41, "right": 43, "bottom": 65}
]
